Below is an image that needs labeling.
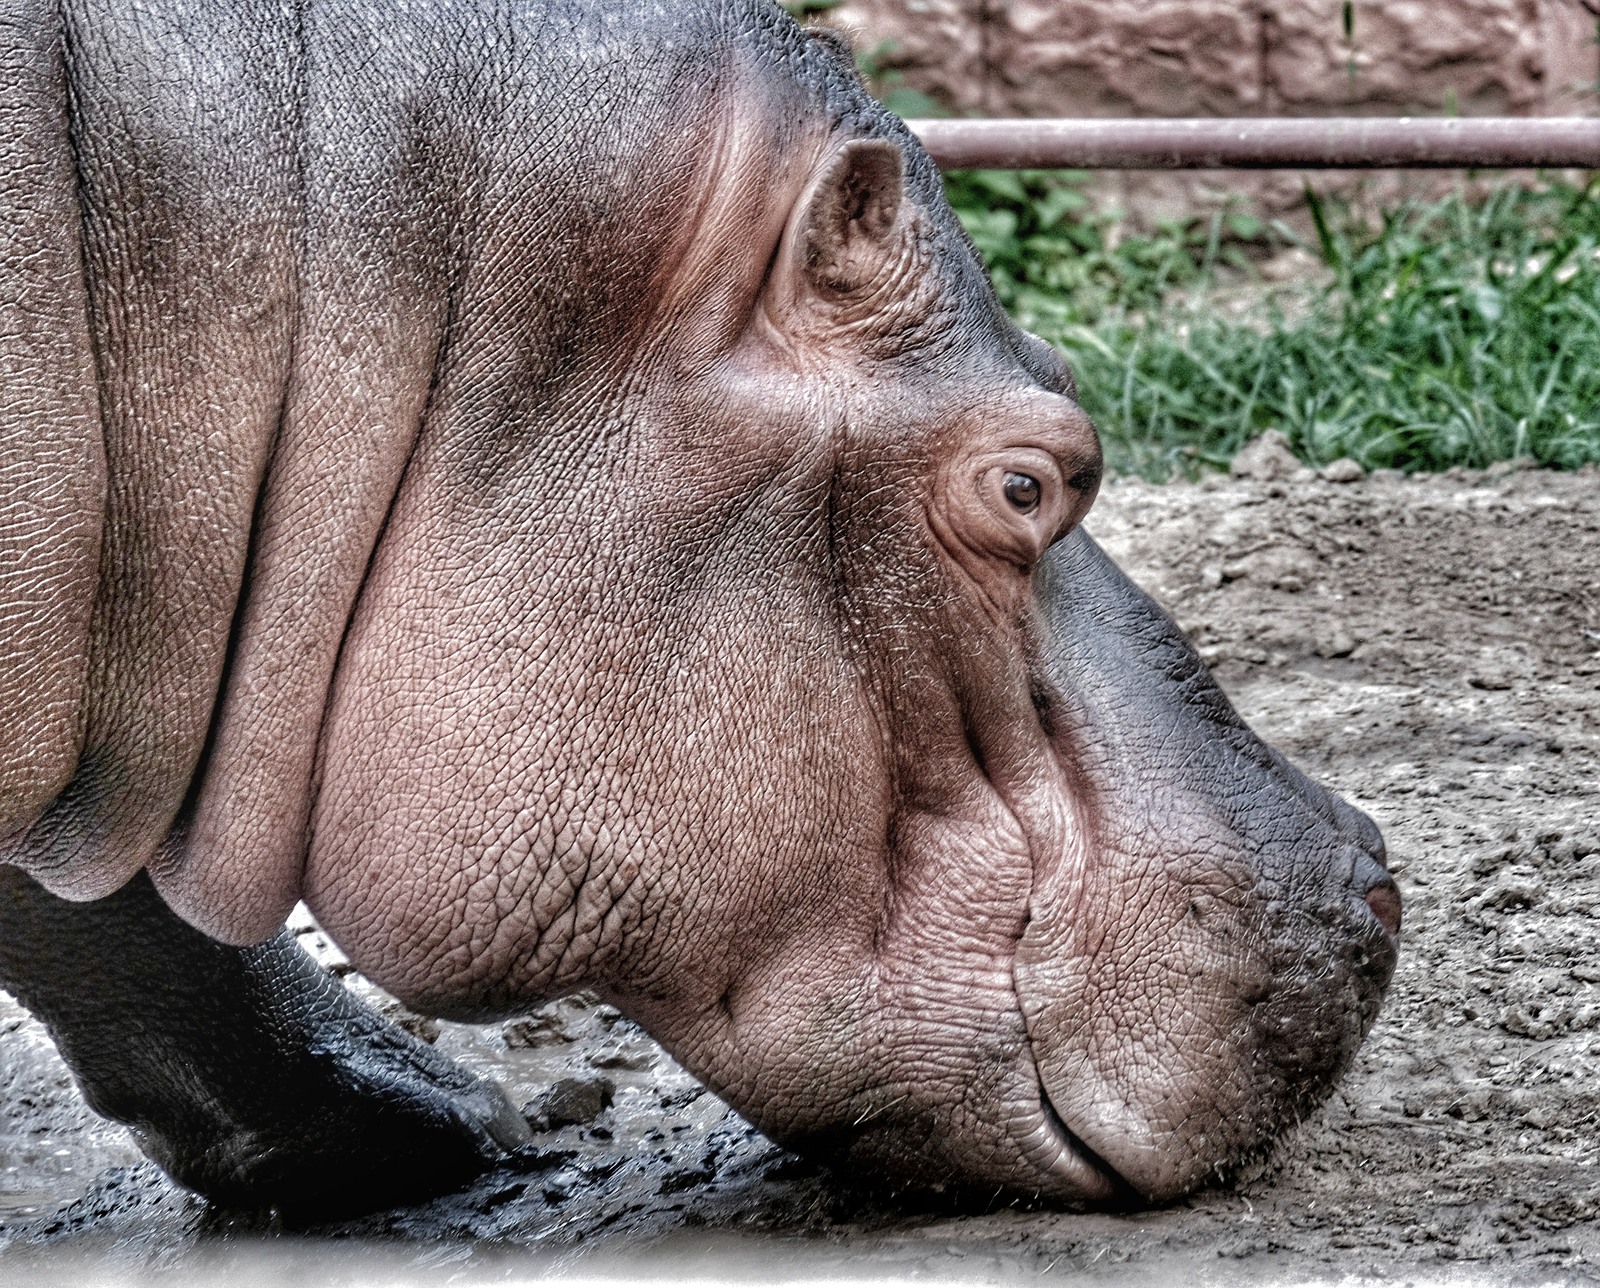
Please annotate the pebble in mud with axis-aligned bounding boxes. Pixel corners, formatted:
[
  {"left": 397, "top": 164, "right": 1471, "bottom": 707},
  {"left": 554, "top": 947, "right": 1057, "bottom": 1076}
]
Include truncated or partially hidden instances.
[
  {"left": 1320, "top": 458, "right": 1366, "bottom": 483},
  {"left": 520, "top": 1076, "right": 615, "bottom": 1132},
  {"left": 2, "top": 466, "right": 1600, "bottom": 1281},
  {"left": 1229, "top": 429, "right": 1301, "bottom": 481}
]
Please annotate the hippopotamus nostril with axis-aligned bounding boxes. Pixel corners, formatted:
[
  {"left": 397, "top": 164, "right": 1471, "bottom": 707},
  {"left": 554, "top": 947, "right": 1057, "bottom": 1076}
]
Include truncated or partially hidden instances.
[
  {"left": 1346, "top": 848, "right": 1401, "bottom": 941},
  {"left": 1363, "top": 879, "right": 1402, "bottom": 939}
]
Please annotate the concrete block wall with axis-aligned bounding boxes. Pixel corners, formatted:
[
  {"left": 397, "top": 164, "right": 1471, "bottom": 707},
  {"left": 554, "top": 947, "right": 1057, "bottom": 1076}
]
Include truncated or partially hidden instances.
[
  {"left": 829, "top": 0, "right": 1599, "bottom": 120},
  {"left": 818, "top": 1, "right": 1598, "bottom": 221}
]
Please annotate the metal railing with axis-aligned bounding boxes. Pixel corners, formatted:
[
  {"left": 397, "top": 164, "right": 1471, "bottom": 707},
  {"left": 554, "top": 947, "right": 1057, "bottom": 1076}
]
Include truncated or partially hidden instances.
[{"left": 905, "top": 117, "right": 1600, "bottom": 170}]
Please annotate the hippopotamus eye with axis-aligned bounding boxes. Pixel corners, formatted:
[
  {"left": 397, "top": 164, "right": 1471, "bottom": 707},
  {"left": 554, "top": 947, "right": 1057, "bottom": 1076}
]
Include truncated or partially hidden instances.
[{"left": 1003, "top": 472, "right": 1041, "bottom": 514}]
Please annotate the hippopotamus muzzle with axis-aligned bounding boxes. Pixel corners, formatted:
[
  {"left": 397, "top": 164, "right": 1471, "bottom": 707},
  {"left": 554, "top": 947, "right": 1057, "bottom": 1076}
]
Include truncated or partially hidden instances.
[
  {"left": 1013, "top": 532, "right": 1400, "bottom": 1201},
  {"left": 756, "top": 521, "right": 1399, "bottom": 1206}
]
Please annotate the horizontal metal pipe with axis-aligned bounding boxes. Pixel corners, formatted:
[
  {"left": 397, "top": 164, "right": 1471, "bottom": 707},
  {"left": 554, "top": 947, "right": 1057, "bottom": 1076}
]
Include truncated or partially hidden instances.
[{"left": 905, "top": 117, "right": 1600, "bottom": 170}]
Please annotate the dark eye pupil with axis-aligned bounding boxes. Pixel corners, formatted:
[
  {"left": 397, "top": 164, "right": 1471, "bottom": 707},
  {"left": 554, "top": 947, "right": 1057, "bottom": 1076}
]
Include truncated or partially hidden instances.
[{"left": 1003, "top": 472, "right": 1041, "bottom": 512}]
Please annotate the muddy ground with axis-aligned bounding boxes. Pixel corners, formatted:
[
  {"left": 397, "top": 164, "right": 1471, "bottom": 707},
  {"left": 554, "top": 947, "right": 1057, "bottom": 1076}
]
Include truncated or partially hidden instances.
[{"left": 2, "top": 463, "right": 1598, "bottom": 1284}]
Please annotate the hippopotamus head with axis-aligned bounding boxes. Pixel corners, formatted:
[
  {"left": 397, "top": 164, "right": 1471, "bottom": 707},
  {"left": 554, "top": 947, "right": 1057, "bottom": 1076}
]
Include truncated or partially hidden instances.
[{"left": 259, "top": 8, "right": 1400, "bottom": 1203}]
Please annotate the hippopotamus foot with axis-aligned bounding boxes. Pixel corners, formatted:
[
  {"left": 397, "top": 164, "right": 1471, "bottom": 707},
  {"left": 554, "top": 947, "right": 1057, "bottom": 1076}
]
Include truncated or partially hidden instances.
[{"left": 0, "top": 866, "right": 530, "bottom": 1215}]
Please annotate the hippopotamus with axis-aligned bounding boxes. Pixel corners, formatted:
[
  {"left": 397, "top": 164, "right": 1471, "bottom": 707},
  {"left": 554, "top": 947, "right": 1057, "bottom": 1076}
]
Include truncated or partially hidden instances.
[{"left": 0, "top": 0, "right": 1400, "bottom": 1214}]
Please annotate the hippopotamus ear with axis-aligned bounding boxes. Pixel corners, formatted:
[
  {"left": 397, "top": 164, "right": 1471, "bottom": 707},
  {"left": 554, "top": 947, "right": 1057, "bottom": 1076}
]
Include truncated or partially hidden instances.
[{"left": 798, "top": 139, "right": 905, "bottom": 295}]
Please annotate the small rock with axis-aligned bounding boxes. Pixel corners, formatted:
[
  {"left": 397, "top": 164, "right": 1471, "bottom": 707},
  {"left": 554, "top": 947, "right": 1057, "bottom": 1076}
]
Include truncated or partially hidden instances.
[
  {"left": 1478, "top": 875, "right": 1545, "bottom": 912},
  {"left": 589, "top": 1046, "right": 658, "bottom": 1072},
  {"left": 1450, "top": 1085, "right": 1499, "bottom": 1120},
  {"left": 1229, "top": 430, "right": 1301, "bottom": 482},
  {"left": 1500, "top": 1004, "right": 1562, "bottom": 1041},
  {"left": 1520, "top": 1103, "right": 1555, "bottom": 1130},
  {"left": 1351, "top": 639, "right": 1403, "bottom": 668},
  {"left": 1314, "top": 627, "right": 1357, "bottom": 659},
  {"left": 503, "top": 1014, "right": 576, "bottom": 1049},
  {"left": 1319, "top": 458, "right": 1365, "bottom": 483},
  {"left": 1472, "top": 845, "right": 1520, "bottom": 878},
  {"left": 1468, "top": 667, "right": 1515, "bottom": 691},
  {"left": 521, "top": 1075, "right": 615, "bottom": 1131}
]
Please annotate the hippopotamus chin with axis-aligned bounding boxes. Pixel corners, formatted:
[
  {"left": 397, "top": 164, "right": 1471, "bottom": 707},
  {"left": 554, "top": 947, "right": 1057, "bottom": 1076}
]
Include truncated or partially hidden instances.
[{"left": 0, "top": 0, "right": 1396, "bottom": 1208}]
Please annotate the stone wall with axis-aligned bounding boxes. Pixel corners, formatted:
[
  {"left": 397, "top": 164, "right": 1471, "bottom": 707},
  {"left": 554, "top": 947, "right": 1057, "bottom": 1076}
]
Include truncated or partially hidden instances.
[
  {"left": 819, "top": 1, "right": 1599, "bottom": 220},
  {"left": 829, "top": 0, "right": 1599, "bottom": 119}
]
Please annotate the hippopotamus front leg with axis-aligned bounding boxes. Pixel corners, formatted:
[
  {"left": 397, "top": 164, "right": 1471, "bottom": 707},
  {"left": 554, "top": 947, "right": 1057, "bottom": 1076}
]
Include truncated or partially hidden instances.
[{"left": 0, "top": 867, "right": 530, "bottom": 1215}]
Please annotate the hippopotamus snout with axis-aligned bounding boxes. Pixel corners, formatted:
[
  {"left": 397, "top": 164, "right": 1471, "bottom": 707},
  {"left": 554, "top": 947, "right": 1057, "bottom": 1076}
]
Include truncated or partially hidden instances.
[
  {"left": 1011, "top": 530, "right": 1400, "bottom": 1201},
  {"left": 1248, "top": 720, "right": 1400, "bottom": 947}
]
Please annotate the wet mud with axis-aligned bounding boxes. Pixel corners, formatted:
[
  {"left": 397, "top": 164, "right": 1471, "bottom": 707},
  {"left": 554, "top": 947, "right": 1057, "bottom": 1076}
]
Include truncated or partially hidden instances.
[{"left": 3, "top": 464, "right": 1599, "bottom": 1283}]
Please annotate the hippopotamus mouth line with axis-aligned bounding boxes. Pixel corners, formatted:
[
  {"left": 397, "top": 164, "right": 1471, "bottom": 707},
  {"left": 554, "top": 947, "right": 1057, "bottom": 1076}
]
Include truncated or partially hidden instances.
[{"left": 1033, "top": 1073, "right": 1141, "bottom": 1204}]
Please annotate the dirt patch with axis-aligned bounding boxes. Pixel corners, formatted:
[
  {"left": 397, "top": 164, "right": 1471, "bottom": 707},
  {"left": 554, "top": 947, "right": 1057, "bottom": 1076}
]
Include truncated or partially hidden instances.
[{"left": 2, "top": 466, "right": 1599, "bottom": 1282}]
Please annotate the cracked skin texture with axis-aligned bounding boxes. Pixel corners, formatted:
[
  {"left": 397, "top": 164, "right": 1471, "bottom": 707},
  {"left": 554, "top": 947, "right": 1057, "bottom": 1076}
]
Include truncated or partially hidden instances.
[{"left": 2, "top": 0, "right": 1395, "bottom": 1207}]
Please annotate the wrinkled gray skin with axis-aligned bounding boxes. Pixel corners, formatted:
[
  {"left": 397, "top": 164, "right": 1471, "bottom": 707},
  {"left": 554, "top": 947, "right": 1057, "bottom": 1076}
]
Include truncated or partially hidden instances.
[{"left": 0, "top": 0, "right": 1399, "bottom": 1210}]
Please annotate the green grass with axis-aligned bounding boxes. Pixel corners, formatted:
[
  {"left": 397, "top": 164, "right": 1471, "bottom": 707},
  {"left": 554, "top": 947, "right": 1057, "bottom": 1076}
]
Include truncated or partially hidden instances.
[{"left": 944, "top": 170, "right": 1600, "bottom": 480}]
